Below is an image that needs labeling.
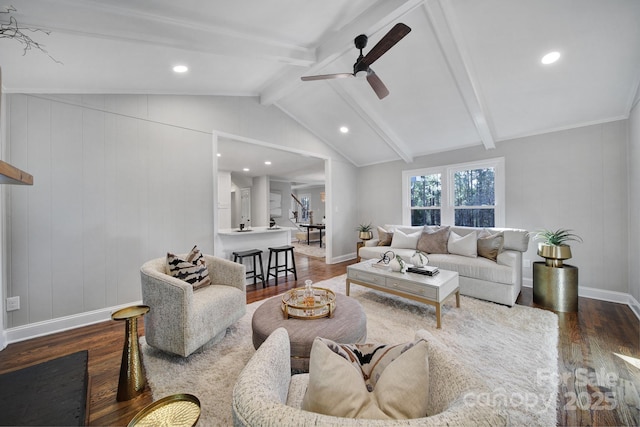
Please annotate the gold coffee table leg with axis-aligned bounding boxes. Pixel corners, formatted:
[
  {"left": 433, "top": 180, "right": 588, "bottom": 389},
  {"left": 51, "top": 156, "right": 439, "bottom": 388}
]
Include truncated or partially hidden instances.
[{"left": 112, "top": 305, "right": 150, "bottom": 401}]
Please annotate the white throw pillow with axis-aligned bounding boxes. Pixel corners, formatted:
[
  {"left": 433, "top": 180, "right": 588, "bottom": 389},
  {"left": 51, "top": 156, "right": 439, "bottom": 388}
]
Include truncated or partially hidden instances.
[
  {"left": 390, "top": 230, "right": 421, "bottom": 249},
  {"left": 301, "top": 338, "right": 429, "bottom": 420},
  {"left": 448, "top": 231, "right": 478, "bottom": 257}
]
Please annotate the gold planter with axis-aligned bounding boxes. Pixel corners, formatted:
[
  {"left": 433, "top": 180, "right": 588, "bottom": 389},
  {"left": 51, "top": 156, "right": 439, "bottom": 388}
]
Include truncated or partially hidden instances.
[
  {"left": 358, "top": 231, "right": 373, "bottom": 241},
  {"left": 537, "top": 243, "right": 572, "bottom": 267}
]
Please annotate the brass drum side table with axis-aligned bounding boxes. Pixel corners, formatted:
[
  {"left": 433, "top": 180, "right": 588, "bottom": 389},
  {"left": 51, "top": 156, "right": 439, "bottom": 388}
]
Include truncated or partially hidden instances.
[{"left": 112, "top": 305, "right": 150, "bottom": 401}]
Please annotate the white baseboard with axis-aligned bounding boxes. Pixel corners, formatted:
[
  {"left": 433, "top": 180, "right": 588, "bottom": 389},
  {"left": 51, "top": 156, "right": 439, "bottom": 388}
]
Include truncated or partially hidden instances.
[
  {"left": 4, "top": 300, "right": 143, "bottom": 345},
  {"left": 522, "top": 280, "right": 640, "bottom": 321},
  {"left": 330, "top": 252, "right": 357, "bottom": 264}
]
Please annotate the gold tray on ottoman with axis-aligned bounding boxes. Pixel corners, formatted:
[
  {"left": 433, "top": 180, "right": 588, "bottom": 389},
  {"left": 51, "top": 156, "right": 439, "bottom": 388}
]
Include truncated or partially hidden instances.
[{"left": 281, "top": 287, "right": 336, "bottom": 319}]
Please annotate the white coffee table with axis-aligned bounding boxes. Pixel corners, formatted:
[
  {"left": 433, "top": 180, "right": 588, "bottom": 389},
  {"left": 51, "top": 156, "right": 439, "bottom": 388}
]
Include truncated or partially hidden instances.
[{"left": 346, "top": 260, "right": 460, "bottom": 328}]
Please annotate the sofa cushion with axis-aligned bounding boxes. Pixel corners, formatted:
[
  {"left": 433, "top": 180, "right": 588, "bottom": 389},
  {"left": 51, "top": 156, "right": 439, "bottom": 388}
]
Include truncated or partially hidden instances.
[
  {"left": 428, "top": 254, "right": 514, "bottom": 285},
  {"left": 477, "top": 230, "right": 504, "bottom": 261},
  {"left": 165, "top": 245, "right": 212, "bottom": 290},
  {"left": 448, "top": 231, "right": 477, "bottom": 258},
  {"left": 417, "top": 226, "right": 450, "bottom": 254},
  {"left": 301, "top": 337, "right": 429, "bottom": 420},
  {"left": 376, "top": 226, "right": 394, "bottom": 246},
  {"left": 391, "top": 230, "right": 421, "bottom": 249}
]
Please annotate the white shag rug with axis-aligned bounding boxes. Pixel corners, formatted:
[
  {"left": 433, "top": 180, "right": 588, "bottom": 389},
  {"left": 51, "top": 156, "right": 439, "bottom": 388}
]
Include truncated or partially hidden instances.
[{"left": 141, "top": 274, "right": 558, "bottom": 426}]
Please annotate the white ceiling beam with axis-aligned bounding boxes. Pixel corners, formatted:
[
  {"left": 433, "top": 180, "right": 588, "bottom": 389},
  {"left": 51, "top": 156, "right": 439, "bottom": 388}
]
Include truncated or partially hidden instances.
[
  {"left": 25, "top": 0, "right": 314, "bottom": 66},
  {"left": 260, "top": 0, "right": 425, "bottom": 106},
  {"left": 328, "top": 80, "right": 414, "bottom": 164},
  {"left": 422, "top": 0, "right": 496, "bottom": 150}
]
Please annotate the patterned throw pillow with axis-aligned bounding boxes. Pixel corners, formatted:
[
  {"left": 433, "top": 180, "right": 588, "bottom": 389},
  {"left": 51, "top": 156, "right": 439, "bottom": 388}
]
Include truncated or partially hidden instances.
[
  {"left": 417, "top": 226, "right": 450, "bottom": 254},
  {"left": 377, "top": 226, "right": 394, "bottom": 246},
  {"left": 166, "top": 245, "right": 212, "bottom": 290},
  {"left": 302, "top": 337, "right": 429, "bottom": 419}
]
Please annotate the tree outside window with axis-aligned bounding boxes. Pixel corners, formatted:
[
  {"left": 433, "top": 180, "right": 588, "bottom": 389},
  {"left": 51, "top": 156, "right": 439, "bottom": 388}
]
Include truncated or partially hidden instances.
[{"left": 402, "top": 158, "right": 504, "bottom": 227}]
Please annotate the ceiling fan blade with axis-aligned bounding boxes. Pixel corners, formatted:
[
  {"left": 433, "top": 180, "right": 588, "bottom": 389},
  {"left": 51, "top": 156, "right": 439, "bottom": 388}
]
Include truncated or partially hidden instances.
[
  {"left": 366, "top": 70, "right": 389, "bottom": 99},
  {"left": 360, "top": 23, "right": 411, "bottom": 67},
  {"left": 301, "top": 73, "right": 353, "bottom": 81}
]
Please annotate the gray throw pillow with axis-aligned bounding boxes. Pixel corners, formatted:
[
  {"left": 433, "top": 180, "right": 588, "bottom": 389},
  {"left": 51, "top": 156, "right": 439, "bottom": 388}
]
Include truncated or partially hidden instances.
[
  {"left": 417, "top": 226, "right": 450, "bottom": 254},
  {"left": 477, "top": 231, "right": 504, "bottom": 261}
]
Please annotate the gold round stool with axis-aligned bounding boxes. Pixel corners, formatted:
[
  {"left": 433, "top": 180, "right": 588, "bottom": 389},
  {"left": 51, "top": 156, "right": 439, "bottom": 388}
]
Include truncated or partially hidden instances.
[
  {"left": 112, "top": 305, "right": 150, "bottom": 401},
  {"left": 128, "top": 393, "right": 201, "bottom": 427}
]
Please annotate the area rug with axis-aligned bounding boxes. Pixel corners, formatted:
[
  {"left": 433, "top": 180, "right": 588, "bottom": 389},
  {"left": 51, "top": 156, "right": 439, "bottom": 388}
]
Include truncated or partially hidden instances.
[
  {"left": 0, "top": 350, "right": 89, "bottom": 426},
  {"left": 291, "top": 241, "right": 325, "bottom": 259},
  {"left": 141, "top": 274, "right": 558, "bottom": 426}
]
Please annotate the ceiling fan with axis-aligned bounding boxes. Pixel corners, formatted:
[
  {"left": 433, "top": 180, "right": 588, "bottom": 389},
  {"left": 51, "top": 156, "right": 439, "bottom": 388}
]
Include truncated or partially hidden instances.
[{"left": 301, "top": 23, "right": 411, "bottom": 100}]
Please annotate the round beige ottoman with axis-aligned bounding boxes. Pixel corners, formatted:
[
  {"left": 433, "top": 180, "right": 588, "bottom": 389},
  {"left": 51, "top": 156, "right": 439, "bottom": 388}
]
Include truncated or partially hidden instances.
[{"left": 252, "top": 293, "right": 367, "bottom": 372}]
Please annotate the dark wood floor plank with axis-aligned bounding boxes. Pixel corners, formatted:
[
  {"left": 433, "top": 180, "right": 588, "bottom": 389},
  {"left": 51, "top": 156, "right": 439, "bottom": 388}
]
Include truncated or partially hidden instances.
[{"left": 0, "top": 254, "right": 638, "bottom": 426}]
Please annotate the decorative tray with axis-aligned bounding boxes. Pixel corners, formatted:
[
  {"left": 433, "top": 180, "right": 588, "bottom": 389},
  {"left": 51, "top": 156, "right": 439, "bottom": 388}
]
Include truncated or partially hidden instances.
[
  {"left": 128, "top": 393, "right": 201, "bottom": 427},
  {"left": 281, "top": 287, "right": 336, "bottom": 319}
]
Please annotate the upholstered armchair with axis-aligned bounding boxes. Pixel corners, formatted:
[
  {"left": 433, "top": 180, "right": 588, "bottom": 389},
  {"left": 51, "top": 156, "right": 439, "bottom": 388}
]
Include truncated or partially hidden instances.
[
  {"left": 141, "top": 254, "right": 246, "bottom": 357},
  {"left": 232, "top": 328, "right": 507, "bottom": 426}
]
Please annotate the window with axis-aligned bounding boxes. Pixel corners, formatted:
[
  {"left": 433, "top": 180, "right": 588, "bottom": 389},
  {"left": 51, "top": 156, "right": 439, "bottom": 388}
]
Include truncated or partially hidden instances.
[
  {"left": 300, "top": 194, "right": 310, "bottom": 222},
  {"left": 402, "top": 158, "right": 504, "bottom": 227}
]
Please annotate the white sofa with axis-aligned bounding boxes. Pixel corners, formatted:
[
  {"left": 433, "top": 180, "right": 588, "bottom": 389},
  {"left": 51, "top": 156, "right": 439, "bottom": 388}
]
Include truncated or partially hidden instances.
[
  {"left": 232, "top": 327, "right": 507, "bottom": 426},
  {"left": 358, "top": 225, "right": 529, "bottom": 307}
]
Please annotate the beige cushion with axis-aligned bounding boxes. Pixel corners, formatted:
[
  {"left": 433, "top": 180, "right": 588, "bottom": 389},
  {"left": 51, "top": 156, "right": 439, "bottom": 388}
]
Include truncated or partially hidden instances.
[
  {"left": 390, "top": 229, "right": 421, "bottom": 249},
  {"left": 417, "top": 226, "right": 450, "bottom": 254},
  {"left": 165, "top": 245, "right": 212, "bottom": 290},
  {"left": 302, "top": 337, "right": 429, "bottom": 420},
  {"left": 377, "top": 226, "right": 394, "bottom": 246},
  {"left": 448, "top": 231, "right": 477, "bottom": 258},
  {"left": 477, "top": 230, "right": 504, "bottom": 261}
]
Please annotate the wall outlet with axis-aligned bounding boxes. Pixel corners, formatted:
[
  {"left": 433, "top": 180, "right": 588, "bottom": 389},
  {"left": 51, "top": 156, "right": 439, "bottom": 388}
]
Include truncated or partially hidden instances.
[
  {"left": 523, "top": 259, "right": 532, "bottom": 269},
  {"left": 6, "top": 296, "right": 20, "bottom": 312}
]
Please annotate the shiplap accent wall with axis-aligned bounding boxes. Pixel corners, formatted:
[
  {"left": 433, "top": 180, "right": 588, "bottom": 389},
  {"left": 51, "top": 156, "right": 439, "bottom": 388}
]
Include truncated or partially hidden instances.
[
  {"left": 6, "top": 95, "right": 214, "bottom": 328},
  {"left": 4, "top": 94, "right": 357, "bottom": 331}
]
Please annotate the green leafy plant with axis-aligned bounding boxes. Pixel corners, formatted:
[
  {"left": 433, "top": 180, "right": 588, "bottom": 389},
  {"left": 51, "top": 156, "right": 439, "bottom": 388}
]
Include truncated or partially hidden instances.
[
  {"left": 533, "top": 228, "right": 583, "bottom": 246},
  {"left": 356, "top": 222, "right": 372, "bottom": 232}
]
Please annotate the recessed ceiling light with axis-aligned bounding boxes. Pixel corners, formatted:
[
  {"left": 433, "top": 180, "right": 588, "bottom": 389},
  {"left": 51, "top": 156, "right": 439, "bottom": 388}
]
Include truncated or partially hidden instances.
[
  {"left": 243, "top": 168, "right": 250, "bottom": 172},
  {"left": 217, "top": 153, "right": 221, "bottom": 157},
  {"left": 264, "top": 161, "right": 272, "bottom": 165},
  {"left": 541, "top": 51, "right": 561, "bottom": 65},
  {"left": 173, "top": 65, "right": 189, "bottom": 73},
  {"left": 339, "top": 126, "right": 349, "bottom": 134}
]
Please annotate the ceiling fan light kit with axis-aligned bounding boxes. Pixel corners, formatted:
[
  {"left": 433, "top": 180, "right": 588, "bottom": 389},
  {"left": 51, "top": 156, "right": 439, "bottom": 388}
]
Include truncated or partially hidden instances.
[{"left": 301, "top": 23, "right": 411, "bottom": 99}]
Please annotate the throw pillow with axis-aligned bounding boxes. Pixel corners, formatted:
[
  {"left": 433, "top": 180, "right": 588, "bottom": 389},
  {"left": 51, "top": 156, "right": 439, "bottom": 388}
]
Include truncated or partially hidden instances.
[
  {"left": 166, "top": 245, "right": 212, "bottom": 290},
  {"left": 301, "top": 337, "right": 429, "bottom": 420},
  {"left": 390, "top": 229, "right": 421, "bottom": 249},
  {"left": 377, "top": 226, "right": 394, "bottom": 246},
  {"left": 477, "top": 230, "right": 505, "bottom": 261},
  {"left": 448, "top": 231, "right": 478, "bottom": 257},
  {"left": 417, "top": 226, "right": 450, "bottom": 254}
]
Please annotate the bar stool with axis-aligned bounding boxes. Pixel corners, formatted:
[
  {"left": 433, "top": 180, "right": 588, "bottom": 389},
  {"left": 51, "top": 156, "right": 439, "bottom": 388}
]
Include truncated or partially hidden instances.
[
  {"left": 232, "top": 249, "right": 266, "bottom": 287},
  {"left": 267, "top": 245, "right": 297, "bottom": 285}
]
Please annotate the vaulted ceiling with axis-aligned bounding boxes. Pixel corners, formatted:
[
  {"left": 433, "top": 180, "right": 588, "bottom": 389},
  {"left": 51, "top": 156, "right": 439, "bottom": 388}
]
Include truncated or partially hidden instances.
[{"left": 2, "top": 0, "right": 640, "bottom": 169}]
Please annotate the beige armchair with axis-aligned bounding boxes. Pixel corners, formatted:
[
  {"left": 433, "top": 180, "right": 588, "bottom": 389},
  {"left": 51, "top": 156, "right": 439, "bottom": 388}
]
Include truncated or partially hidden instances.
[
  {"left": 141, "top": 254, "right": 246, "bottom": 357},
  {"left": 232, "top": 328, "right": 507, "bottom": 426}
]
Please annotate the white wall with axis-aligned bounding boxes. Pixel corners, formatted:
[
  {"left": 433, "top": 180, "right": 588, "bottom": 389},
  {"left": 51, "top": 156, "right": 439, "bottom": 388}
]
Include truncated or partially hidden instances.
[
  {"left": 629, "top": 104, "right": 640, "bottom": 303},
  {"left": 357, "top": 121, "right": 630, "bottom": 294},
  {"left": 4, "top": 94, "right": 357, "bottom": 332}
]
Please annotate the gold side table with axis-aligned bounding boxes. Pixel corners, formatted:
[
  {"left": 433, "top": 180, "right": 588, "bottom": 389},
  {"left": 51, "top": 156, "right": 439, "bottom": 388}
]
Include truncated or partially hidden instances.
[
  {"left": 112, "top": 305, "right": 150, "bottom": 401},
  {"left": 533, "top": 262, "right": 579, "bottom": 312}
]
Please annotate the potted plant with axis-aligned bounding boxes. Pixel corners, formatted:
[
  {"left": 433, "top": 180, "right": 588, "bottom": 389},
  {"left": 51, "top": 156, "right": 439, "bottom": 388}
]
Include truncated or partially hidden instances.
[
  {"left": 356, "top": 223, "right": 373, "bottom": 241},
  {"left": 533, "top": 228, "right": 583, "bottom": 267}
]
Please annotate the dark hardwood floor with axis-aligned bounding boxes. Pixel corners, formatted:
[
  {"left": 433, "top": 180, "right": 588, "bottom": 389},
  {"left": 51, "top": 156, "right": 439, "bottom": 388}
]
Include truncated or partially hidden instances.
[{"left": 0, "top": 253, "right": 638, "bottom": 426}]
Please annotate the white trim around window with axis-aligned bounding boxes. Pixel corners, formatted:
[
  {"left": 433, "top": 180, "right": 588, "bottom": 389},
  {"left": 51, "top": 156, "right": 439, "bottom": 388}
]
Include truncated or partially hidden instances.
[{"left": 402, "top": 157, "right": 505, "bottom": 227}]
